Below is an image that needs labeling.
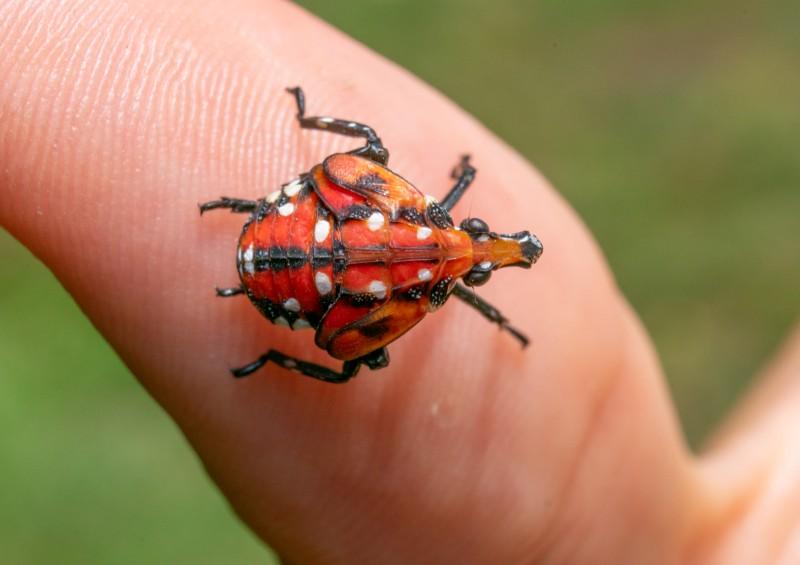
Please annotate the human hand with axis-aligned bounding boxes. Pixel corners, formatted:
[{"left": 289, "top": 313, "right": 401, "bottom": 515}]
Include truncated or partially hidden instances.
[{"left": 2, "top": 1, "right": 799, "bottom": 563}]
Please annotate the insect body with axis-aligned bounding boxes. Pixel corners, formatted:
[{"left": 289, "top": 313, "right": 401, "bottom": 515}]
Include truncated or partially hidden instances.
[{"left": 200, "top": 87, "right": 543, "bottom": 383}]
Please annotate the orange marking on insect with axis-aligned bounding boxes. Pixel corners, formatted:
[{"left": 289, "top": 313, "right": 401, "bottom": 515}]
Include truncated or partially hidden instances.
[
  {"left": 311, "top": 164, "right": 367, "bottom": 218},
  {"left": 323, "top": 154, "right": 426, "bottom": 215},
  {"left": 326, "top": 299, "right": 427, "bottom": 361}
]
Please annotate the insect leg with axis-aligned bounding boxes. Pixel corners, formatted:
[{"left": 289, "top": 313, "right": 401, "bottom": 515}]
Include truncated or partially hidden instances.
[
  {"left": 230, "top": 350, "right": 361, "bottom": 383},
  {"left": 358, "top": 347, "right": 390, "bottom": 370},
  {"left": 286, "top": 86, "right": 389, "bottom": 165},
  {"left": 199, "top": 197, "right": 258, "bottom": 215},
  {"left": 216, "top": 286, "right": 245, "bottom": 297},
  {"left": 440, "top": 155, "right": 477, "bottom": 212},
  {"left": 231, "top": 347, "right": 390, "bottom": 383},
  {"left": 451, "top": 283, "right": 529, "bottom": 347}
]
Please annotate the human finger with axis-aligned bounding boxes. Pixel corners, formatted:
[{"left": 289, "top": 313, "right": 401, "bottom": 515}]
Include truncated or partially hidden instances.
[{"left": 0, "top": 1, "right": 695, "bottom": 562}]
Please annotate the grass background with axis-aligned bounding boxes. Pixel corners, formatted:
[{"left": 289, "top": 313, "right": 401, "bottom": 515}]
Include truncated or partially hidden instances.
[{"left": 1, "top": 0, "right": 798, "bottom": 562}]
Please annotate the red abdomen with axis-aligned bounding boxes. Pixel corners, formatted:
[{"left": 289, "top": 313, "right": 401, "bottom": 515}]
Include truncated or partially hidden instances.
[
  {"left": 236, "top": 160, "right": 473, "bottom": 359},
  {"left": 237, "top": 176, "right": 333, "bottom": 330}
]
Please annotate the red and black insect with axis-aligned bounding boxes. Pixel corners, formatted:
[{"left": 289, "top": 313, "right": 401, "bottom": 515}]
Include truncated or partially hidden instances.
[{"left": 200, "top": 87, "right": 543, "bottom": 383}]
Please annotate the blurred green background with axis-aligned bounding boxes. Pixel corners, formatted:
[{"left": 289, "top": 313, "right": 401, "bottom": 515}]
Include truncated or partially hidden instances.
[{"left": 1, "top": 0, "right": 798, "bottom": 562}]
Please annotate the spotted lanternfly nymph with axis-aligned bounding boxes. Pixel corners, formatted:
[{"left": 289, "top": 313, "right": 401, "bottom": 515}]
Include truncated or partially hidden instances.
[{"left": 200, "top": 87, "right": 543, "bottom": 383}]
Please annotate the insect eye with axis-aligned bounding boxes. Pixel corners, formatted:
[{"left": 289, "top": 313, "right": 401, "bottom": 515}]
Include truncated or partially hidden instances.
[
  {"left": 463, "top": 269, "right": 491, "bottom": 287},
  {"left": 460, "top": 217, "right": 490, "bottom": 235}
]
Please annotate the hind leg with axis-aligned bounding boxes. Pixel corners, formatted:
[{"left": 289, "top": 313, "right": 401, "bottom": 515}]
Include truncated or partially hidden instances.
[{"left": 231, "top": 347, "right": 389, "bottom": 383}]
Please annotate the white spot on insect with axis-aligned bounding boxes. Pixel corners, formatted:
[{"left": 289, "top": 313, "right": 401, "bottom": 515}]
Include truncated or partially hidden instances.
[
  {"left": 237, "top": 246, "right": 243, "bottom": 262},
  {"left": 283, "top": 359, "right": 297, "bottom": 369},
  {"left": 283, "top": 179, "right": 303, "bottom": 197},
  {"left": 416, "top": 226, "right": 432, "bottom": 240},
  {"left": 283, "top": 298, "right": 301, "bottom": 312},
  {"left": 275, "top": 316, "right": 290, "bottom": 327},
  {"left": 424, "top": 194, "right": 438, "bottom": 205},
  {"left": 292, "top": 318, "right": 312, "bottom": 330},
  {"left": 315, "top": 271, "right": 332, "bottom": 295},
  {"left": 367, "top": 211, "right": 384, "bottom": 231},
  {"left": 316, "top": 117, "right": 334, "bottom": 128},
  {"left": 479, "top": 261, "right": 493, "bottom": 270},
  {"left": 418, "top": 268, "right": 433, "bottom": 282},
  {"left": 266, "top": 190, "right": 281, "bottom": 203},
  {"left": 242, "top": 245, "right": 254, "bottom": 262},
  {"left": 278, "top": 202, "right": 295, "bottom": 216},
  {"left": 369, "top": 280, "right": 387, "bottom": 300},
  {"left": 348, "top": 122, "right": 357, "bottom": 127},
  {"left": 477, "top": 234, "right": 490, "bottom": 242},
  {"left": 314, "top": 219, "right": 330, "bottom": 243},
  {"left": 244, "top": 262, "right": 254, "bottom": 274}
]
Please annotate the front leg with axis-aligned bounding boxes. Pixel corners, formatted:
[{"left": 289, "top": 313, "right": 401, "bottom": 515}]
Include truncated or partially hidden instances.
[
  {"left": 440, "top": 155, "right": 477, "bottom": 212},
  {"left": 451, "top": 283, "right": 529, "bottom": 347}
]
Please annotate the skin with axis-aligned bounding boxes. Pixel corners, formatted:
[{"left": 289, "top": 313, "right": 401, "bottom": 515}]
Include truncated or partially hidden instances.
[{"left": 1, "top": 1, "right": 798, "bottom": 563}]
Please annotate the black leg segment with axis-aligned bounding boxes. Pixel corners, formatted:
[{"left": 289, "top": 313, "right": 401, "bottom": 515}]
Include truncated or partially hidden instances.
[
  {"left": 286, "top": 86, "right": 389, "bottom": 165},
  {"left": 358, "top": 347, "right": 390, "bottom": 370},
  {"left": 216, "top": 286, "right": 245, "bottom": 297},
  {"left": 451, "top": 283, "right": 529, "bottom": 347},
  {"left": 231, "top": 350, "right": 361, "bottom": 382},
  {"left": 230, "top": 347, "right": 390, "bottom": 383},
  {"left": 440, "top": 155, "right": 477, "bottom": 212},
  {"left": 199, "top": 197, "right": 258, "bottom": 215}
]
